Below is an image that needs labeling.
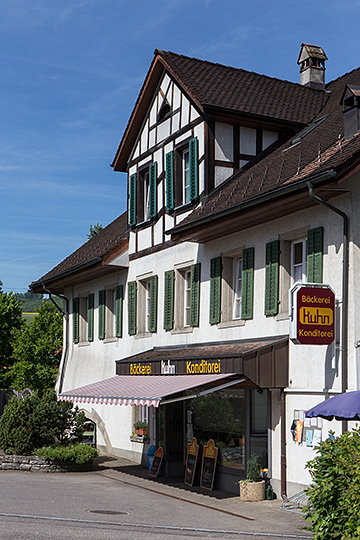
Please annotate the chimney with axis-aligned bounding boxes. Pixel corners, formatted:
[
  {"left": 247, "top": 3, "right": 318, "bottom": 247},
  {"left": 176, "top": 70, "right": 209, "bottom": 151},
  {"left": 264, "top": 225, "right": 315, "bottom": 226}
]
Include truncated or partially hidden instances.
[
  {"left": 341, "top": 85, "right": 360, "bottom": 139},
  {"left": 297, "top": 43, "right": 327, "bottom": 89}
]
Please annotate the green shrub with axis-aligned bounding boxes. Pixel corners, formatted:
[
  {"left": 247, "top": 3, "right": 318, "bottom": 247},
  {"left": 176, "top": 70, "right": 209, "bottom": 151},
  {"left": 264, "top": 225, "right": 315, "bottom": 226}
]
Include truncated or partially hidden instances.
[
  {"left": 0, "top": 390, "right": 86, "bottom": 455},
  {"left": 246, "top": 453, "right": 261, "bottom": 482},
  {"left": 305, "top": 428, "right": 360, "bottom": 539},
  {"left": 37, "top": 443, "right": 98, "bottom": 465}
]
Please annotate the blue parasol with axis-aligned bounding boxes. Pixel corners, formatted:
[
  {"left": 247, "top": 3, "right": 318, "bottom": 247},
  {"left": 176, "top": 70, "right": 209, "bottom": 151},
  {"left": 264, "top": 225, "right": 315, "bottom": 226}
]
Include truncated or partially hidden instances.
[{"left": 305, "top": 391, "right": 360, "bottom": 421}]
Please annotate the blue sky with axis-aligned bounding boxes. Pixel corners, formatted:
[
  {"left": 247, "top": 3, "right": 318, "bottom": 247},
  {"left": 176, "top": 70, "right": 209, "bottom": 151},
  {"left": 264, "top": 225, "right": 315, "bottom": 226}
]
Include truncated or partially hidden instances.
[{"left": 1, "top": 0, "right": 360, "bottom": 292}]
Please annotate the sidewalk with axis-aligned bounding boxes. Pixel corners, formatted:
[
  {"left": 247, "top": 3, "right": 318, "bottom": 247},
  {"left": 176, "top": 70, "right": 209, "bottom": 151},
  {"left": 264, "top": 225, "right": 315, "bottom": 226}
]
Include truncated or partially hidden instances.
[{"left": 91, "top": 454, "right": 312, "bottom": 537}]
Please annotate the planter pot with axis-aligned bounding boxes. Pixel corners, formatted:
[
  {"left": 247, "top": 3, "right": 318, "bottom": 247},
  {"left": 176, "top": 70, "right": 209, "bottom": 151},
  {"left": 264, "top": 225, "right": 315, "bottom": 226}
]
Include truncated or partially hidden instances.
[
  {"left": 239, "top": 480, "right": 265, "bottom": 502},
  {"left": 135, "top": 428, "right": 148, "bottom": 437}
]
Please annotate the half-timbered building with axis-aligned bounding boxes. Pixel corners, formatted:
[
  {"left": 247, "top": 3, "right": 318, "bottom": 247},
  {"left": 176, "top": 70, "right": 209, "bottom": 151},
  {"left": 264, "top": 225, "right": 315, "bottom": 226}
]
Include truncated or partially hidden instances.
[{"left": 30, "top": 44, "right": 360, "bottom": 497}]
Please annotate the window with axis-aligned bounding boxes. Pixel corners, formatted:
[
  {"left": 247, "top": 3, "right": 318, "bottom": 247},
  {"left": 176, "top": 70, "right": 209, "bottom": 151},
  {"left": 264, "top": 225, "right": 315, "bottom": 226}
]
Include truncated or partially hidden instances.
[
  {"left": 98, "top": 286, "right": 123, "bottom": 341},
  {"left": 291, "top": 239, "right": 307, "bottom": 284},
  {"left": 172, "top": 137, "right": 199, "bottom": 208},
  {"left": 184, "top": 269, "right": 191, "bottom": 327},
  {"left": 128, "top": 162, "right": 157, "bottom": 226},
  {"left": 232, "top": 258, "right": 242, "bottom": 320},
  {"left": 167, "top": 263, "right": 201, "bottom": 331},
  {"left": 128, "top": 276, "right": 158, "bottom": 336},
  {"left": 182, "top": 148, "right": 191, "bottom": 204},
  {"left": 73, "top": 296, "right": 92, "bottom": 343},
  {"left": 213, "top": 248, "right": 254, "bottom": 325},
  {"left": 278, "top": 226, "right": 323, "bottom": 317}
]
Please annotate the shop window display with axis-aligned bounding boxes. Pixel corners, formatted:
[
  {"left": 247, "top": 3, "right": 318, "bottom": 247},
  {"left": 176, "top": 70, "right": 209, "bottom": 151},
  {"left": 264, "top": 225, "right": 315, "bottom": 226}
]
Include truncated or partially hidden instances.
[{"left": 186, "top": 389, "right": 247, "bottom": 472}]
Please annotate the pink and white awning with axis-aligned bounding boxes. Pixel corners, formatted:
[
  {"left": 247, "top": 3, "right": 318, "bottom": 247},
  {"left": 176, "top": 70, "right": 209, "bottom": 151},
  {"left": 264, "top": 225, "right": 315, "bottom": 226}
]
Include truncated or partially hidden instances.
[{"left": 58, "top": 373, "right": 237, "bottom": 408}]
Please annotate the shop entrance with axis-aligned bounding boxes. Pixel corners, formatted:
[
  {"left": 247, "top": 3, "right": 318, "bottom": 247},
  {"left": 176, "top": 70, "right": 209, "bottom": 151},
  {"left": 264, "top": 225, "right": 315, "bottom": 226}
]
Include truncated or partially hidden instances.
[{"left": 156, "top": 386, "right": 269, "bottom": 482}]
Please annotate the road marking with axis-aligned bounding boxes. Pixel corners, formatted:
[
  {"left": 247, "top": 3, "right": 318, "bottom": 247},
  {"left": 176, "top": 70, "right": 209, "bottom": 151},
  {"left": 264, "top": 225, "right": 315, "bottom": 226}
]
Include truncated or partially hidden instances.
[{"left": 0, "top": 512, "right": 313, "bottom": 538}]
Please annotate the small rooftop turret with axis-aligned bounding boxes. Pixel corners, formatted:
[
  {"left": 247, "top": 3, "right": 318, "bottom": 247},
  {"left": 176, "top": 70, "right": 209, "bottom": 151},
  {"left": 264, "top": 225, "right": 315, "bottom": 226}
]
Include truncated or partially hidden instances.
[{"left": 297, "top": 43, "right": 327, "bottom": 89}]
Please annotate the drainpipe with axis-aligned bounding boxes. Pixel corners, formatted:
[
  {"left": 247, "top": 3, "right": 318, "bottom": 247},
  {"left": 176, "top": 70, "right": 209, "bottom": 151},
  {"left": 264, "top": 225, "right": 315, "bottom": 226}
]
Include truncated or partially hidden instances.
[
  {"left": 42, "top": 284, "right": 69, "bottom": 395},
  {"left": 307, "top": 182, "right": 349, "bottom": 431}
]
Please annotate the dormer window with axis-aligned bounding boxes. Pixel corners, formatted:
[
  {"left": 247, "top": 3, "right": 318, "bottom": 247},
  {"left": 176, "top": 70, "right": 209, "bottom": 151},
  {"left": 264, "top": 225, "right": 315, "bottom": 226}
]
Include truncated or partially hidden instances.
[
  {"left": 158, "top": 100, "right": 171, "bottom": 122},
  {"left": 341, "top": 85, "right": 360, "bottom": 139}
]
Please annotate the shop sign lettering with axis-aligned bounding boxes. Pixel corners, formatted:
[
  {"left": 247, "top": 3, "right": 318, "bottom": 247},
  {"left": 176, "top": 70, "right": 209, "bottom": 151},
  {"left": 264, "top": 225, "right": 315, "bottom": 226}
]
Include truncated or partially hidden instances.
[
  {"left": 161, "top": 360, "right": 175, "bottom": 374},
  {"left": 292, "top": 285, "right": 335, "bottom": 345},
  {"left": 186, "top": 359, "right": 221, "bottom": 374},
  {"left": 129, "top": 363, "right": 152, "bottom": 375}
]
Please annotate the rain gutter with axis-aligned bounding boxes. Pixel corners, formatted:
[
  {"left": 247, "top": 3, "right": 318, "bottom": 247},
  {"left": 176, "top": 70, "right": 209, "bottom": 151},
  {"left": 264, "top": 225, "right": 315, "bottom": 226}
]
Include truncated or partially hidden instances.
[
  {"left": 41, "top": 284, "right": 69, "bottom": 395},
  {"left": 307, "top": 182, "right": 349, "bottom": 433}
]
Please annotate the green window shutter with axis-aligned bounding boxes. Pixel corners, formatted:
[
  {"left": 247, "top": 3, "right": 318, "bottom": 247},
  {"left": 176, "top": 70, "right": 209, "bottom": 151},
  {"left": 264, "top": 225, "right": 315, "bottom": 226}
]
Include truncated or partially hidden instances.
[
  {"left": 164, "top": 270, "right": 175, "bottom": 330},
  {"left": 128, "top": 281, "right": 137, "bottom": 336},
  {"left": 190, "top": 263, "right": 201, "bottom": 327},
  {"left": 98, "top": 290, "right": 106, "bottom": 340},
  {"left": 87, "top": 293, "right": 94, "bottom": 342},
  {"left": 209, "top": 256, "right": 222, "bottom": 324},
  {"left": 241, "top": 248, "right": 254, "bottom": 320},
  {"left": 307, "top": 227, "right": 323, "bottom": 283},
  {"left": 149, "top": 275, "right": 158, "bottom": 333},
  {"left": 148, "top": 162, "right": 157, "bottom": 219},
  {"left": 115, "top": 285, "right": 123, "bottom": 338},
  {"left": 73, "top": 297, "right": 79, "bottom": 344},
  {"left": 189, "top": 137, "right": 199, "bottom": 201},
  {"left": 265, "top": 241, "right": 280, "bottom": 316},
  {"left": 165, "top": 151, "right": 174, "bottom": 211},
  {"left": 129, "top": 173, "right": 137, "bottom": 226}
]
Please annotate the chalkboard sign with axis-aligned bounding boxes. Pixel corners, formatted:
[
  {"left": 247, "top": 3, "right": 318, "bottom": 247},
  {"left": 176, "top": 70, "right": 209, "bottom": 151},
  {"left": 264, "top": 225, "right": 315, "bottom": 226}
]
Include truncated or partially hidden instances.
[
  {"left": 184, "top": 437, "right": 199, "bottom": 486},
  {"left": 200, "top": 439, "right": 218, "bottom": 491},
  {"left": 149, "top": 446, "right": 164, "bottom": 478}
]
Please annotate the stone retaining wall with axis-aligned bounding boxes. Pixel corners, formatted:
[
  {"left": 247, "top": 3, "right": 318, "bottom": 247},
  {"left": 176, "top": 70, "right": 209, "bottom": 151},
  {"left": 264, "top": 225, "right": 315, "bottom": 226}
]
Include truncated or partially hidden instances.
[{"left": 0, "top": 453, "right": 89, "bottom": 472}]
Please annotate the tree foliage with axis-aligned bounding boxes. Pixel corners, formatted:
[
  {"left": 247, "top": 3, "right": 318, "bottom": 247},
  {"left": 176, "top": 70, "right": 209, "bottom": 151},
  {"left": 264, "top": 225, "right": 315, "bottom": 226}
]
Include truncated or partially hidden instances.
[
  {"left": 6, "top": 303, "right": 63, "bottom": 394},
  {"left": 305, "top": 428, "right": 360, "bottom": 539},
  {"left": 0, "top": 390, "right": 86, "bottom": 455},
  {"left": 87, "top": 223, "right": 103, "bottom": 239},
  {"left": 0, "top": 282, "right": 23, "bottom": 388}
]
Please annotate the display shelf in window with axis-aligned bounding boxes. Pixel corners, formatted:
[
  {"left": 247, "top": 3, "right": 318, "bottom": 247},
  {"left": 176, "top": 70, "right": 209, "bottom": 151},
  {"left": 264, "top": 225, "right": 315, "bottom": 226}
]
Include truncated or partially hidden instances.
[{"left": 82, "top": 419, "right": 96, "bottom": 447}]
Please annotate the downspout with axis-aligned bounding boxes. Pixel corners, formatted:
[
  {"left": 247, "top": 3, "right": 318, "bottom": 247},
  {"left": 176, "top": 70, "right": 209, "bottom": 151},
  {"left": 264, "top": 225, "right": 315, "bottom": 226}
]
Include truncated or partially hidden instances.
[
  {"left": 42, "top": 284, "right": 69, "bottom": 395},
  {"left": 307, "top": 182, "right": 349, "bottom": 431}
]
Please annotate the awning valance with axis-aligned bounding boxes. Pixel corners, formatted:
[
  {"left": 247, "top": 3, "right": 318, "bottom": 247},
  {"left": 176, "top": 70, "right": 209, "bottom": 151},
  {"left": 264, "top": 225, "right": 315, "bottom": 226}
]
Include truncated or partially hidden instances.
[{"left": 58, "top": 372, "right": 239, "bottom": 408}]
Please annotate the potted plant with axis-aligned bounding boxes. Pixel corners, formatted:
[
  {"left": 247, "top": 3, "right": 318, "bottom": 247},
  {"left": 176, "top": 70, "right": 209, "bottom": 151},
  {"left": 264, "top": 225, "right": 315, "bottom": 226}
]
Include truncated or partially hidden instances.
[
  {"left": 134, "top": 421, "right": 148, "bottom": 437},
  {"left": 239, "top": 454, "right": 266, "bottom": 501}
]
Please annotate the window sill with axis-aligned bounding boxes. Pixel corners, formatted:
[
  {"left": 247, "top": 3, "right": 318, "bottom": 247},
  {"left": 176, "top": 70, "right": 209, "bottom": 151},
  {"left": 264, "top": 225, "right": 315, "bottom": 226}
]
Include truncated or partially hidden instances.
[
  {"left": 218, "top": 319, "right": 245, "bottom": 329},
  {"left": 135, "top": 332, "right": 153, "bottom": 340},
  {"left": 103, "top": 337, "right": 118, "bottom": 344},
  {"left": 130, "top": 435, "right": 149, "bottom": 444},
  {"left": 171, "top": 327, "right": 193, "bottom": 335},
  {"left": 77, "top": 341, "right": 91, "bottom": 347},
  {"left": 275, "top": 313, "right": 290, "bottom": 322}
]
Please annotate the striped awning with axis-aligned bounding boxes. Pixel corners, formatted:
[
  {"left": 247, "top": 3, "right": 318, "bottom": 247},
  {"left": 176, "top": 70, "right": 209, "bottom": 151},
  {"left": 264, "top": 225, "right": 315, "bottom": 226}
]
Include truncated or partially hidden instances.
[{"left": 58, "top": 373, "right": 238, "bottom": 408}]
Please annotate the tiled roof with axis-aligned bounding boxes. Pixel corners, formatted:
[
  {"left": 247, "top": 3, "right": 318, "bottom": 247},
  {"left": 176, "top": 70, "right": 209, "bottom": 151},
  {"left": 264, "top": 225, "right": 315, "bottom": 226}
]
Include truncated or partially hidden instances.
[
  {"left": 112, "top": 49, "right": 328, "bottom": 171},
  {"left": 171, "top": 67, "right": 360, "bottom": 236},
  {"left": 117, "top": 337, "right": 287, "bottom": 363},
  {"left": 30, "top": 212, "right": 128, "bottom": 288},
  {"left": 157, "top": 50, "right": 328, "bottom": 125}
]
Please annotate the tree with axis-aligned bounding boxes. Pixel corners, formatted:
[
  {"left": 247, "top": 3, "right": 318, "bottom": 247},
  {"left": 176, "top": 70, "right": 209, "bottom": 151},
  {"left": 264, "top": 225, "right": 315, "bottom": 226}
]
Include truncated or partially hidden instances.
[
  {"left": 0, "top": 282, "right": 23, "bottom": 389},
  {"left": 7, "top": 303, "right": 63, "bottom": 394},
  {"left": 0, "top": 390, "right": 86, "bottom": 455},
  {"left": 305, "top": 428, "right": 360, "bottom": 539},
  {"left": 87, "top": 223, "right": 103, "bottom": 239}
]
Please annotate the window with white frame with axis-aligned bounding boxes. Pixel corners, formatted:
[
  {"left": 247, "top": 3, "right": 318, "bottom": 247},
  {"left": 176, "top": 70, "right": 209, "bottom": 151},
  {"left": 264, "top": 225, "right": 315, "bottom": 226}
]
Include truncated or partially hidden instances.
[
  {"left": 171, "top": 264, "right": 201, "bottom": 331},
  {"left": 211, "top": 249, "right": 254, "bottom": 325},
  {"left": 291, "top": 239, "right": 307, "bottom": 284},
  {"left": 184, "top": 269, "right": 192, "bottom": 327},
  {"left": 134, "top": 276, "right": 158, "bottom": 335},
  {"left": 232, "top": 258, "right": 242, "bottom": 320},
  {"left": 182, "top": 148, "right": 191, "bottom": 204}
]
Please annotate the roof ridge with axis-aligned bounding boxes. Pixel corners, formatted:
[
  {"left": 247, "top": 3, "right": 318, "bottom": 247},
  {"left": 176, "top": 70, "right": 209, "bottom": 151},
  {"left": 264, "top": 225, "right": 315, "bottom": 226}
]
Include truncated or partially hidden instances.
[
  {"left": 327, "top": 65, "right": 360, "bottom": 88},
  {"left": 155, "top": 49, "right": 327, "bottom": 94}
]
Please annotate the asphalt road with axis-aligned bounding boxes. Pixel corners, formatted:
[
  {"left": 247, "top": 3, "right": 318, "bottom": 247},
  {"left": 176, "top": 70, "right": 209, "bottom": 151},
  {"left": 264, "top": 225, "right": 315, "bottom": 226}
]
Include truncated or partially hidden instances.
[{"left": 0, "top": 470, "right": 312, "bottom": 540}]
